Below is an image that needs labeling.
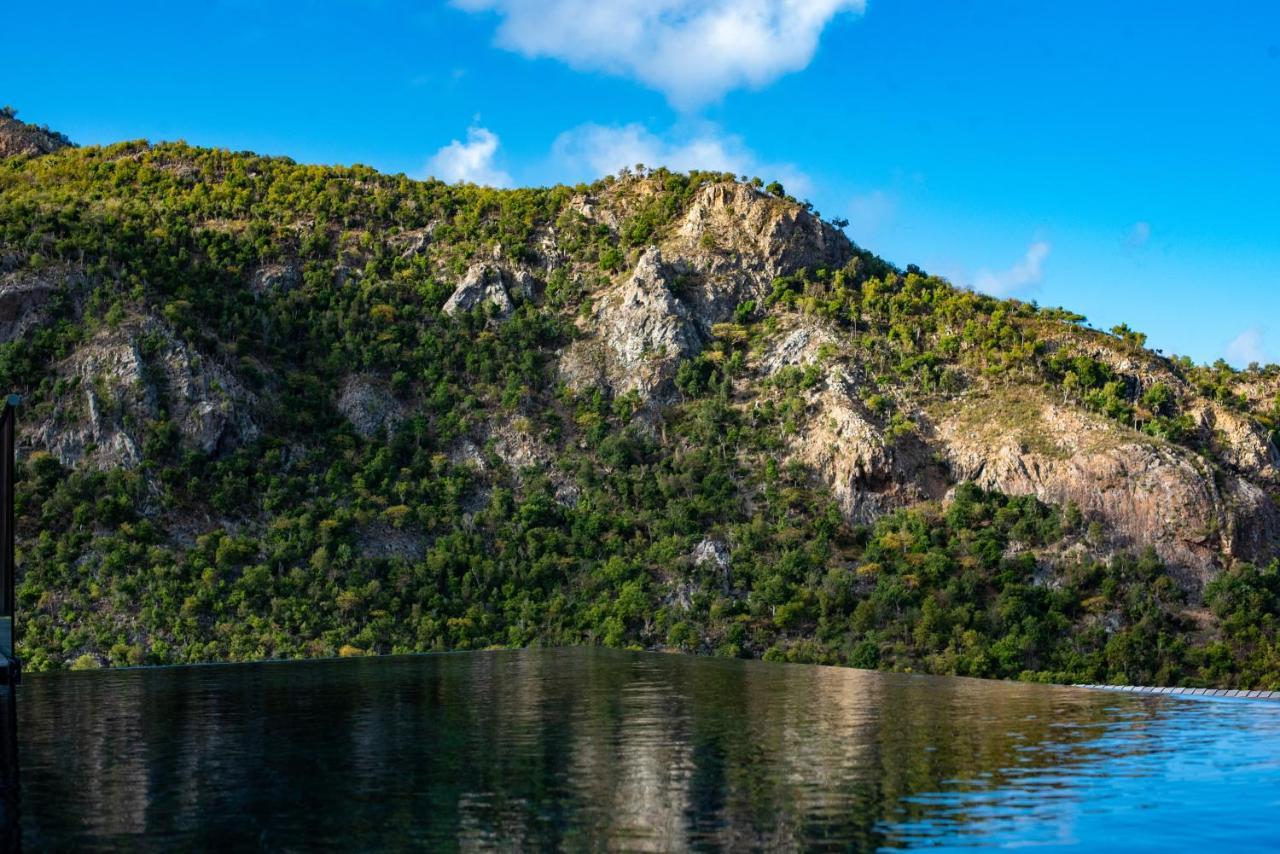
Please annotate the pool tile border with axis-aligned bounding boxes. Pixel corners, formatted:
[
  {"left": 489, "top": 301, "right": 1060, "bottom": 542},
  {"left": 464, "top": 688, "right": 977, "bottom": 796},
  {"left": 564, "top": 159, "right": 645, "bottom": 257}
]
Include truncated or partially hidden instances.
[{"left": 1072, "top": 683, "right": 1280, "bottom": 701}]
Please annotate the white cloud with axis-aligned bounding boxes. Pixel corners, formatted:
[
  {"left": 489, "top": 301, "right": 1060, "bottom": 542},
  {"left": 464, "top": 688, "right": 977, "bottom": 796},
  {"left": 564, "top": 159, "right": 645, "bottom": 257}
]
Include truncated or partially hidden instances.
[
  {"left": 973, "top": 241, "right": 1051, "bottom": 297},
  {"left": 424, "top": 127, "right": 513, "bottom": 187},
  {"left": 550, "top": 122, "right": 810, "bottom": 196},
  {"left": 1225, "top": 328, "right": 1269, "bottom": 367},
  {"left": 1124, "top": 221, "right": 1151, "bottom": 249},
  {"left": 453, "top": 0, "right": 864, "bottom": 109}
]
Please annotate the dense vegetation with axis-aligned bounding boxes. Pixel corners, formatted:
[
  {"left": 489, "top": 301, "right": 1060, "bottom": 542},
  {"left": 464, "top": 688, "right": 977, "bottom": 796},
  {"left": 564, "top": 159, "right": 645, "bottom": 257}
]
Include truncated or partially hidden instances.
[{"left": 3, "top": 137, "right": 1280, "bottom": 688}]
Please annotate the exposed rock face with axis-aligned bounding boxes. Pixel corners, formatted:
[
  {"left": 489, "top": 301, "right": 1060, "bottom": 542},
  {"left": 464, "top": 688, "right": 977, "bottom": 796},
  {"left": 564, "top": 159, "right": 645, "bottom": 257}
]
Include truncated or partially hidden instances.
[
  {"left": 0, "top": 267, "right": 84, "bottom": 342},
  {"left": 682, "top": 184, "right": 850, "bottom": 270},
  {"left": 392, "top": 223, "right": 438, "bottom": 259},
  {"left": 30, "top": 319, "right": 257, "bottom": 468},
  {"left": 1191, "top": 402, "right": 1280, "bottom": 483},
  {"left": 560, "top": 247, "right": 702, "bottom": 401},
  {"left": 250, "top": 262, "right": 299, "bottom": 297},
  {"left": 690, "top": 537, "right": 730, "bottom": 570},
  {"left": 487, "top": 423, "right": 552, "bottom": 472},
  {"left": 664, "top": 182, "right": 853, "bottom": 322},
  {"left": 558, "top": 182, "right": 854, "bottom": 402},
  {"left": 337, "top": 375, "right": 403, "bottom": 440},
  {"left": 447, "top": 438, "right": 485, "bottom": 469},
  {"left": 441, "top": 263, "right": 535, "bottom": 317},
  {"left": 754, "top": 329, "right": 1280, "bottom": 586},
  {"left": 793, "top": 372, "right": 943, "bottom": 524},
  {"left": 1220, "top": 477, "right": 1280, "bottom": 565},
  {"left": 478, "top": 418, "right": 580, "bottom": 506},
  {"left": 934, "top": 391, "right": 1280, "bottom": 585},
  {"left": 686, "top": 537, "right": 732, "bottom": 599},
  {"left": 760, "top": 324, "right": 838, "bottom": 376},
  {"left": 0, "top": 112, "right": 73, "bottom": 158}
]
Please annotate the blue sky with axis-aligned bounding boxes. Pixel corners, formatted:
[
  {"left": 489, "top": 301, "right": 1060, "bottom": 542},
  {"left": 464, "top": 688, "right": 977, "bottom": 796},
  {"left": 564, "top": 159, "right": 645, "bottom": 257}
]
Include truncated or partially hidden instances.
[{"left": 4, "top": 0, "right": 1279, "bottom": 366}]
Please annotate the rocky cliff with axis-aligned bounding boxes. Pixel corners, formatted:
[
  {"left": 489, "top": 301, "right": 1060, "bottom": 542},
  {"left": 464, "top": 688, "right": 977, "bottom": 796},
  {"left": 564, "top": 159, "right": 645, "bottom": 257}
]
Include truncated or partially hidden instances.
[
  {"left": 0, "top": 109, "right": 73, "bottom": 158},
  {"left": 549, "top": 177, "right": 1280, "bottom": 587}
]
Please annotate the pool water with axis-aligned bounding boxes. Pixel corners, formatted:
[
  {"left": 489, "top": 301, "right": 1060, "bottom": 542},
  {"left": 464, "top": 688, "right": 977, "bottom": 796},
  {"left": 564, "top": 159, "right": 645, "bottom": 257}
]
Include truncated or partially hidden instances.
[{"left": 7, "top": 648, "right": 1280, "bottom": 850}]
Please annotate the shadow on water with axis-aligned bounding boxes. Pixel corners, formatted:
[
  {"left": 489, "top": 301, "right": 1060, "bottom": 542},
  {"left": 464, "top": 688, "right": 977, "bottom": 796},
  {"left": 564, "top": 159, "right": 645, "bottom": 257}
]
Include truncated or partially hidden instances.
[
  {"left": 0, "top": 688, "right": 16, "bottom": 852},
  {"left": 11, "top": 648, "right": 1280, "bottom": 850}
]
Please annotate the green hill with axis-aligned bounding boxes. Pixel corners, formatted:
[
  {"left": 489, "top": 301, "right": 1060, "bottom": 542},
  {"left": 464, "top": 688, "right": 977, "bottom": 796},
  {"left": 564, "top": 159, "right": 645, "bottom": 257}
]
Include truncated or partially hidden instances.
[{"left": 4, "top": 127, "right": 1280, "bottom": 687}]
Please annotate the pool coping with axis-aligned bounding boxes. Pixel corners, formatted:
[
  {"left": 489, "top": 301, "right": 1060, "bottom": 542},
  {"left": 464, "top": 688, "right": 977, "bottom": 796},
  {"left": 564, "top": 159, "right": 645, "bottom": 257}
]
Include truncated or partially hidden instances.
[{"left": 1072, "top": 683, "right": 1280, "bottom": 701}]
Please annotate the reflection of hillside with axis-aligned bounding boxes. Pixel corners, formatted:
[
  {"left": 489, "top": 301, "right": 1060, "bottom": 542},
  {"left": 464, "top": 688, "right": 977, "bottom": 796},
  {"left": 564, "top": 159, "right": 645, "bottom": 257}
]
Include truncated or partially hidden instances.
[
  {"left": 563, "top": 654, "right": 695, "bottom": 851},
  {"left": 10, "top": 649, "right": 1222, "bottom": 849}
]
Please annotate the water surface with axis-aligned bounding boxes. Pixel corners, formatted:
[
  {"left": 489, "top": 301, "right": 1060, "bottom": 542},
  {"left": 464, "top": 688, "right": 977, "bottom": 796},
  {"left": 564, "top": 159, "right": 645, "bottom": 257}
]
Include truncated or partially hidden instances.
[{"left": 9, "top": 648, "right": 1280, "bottom": 850}]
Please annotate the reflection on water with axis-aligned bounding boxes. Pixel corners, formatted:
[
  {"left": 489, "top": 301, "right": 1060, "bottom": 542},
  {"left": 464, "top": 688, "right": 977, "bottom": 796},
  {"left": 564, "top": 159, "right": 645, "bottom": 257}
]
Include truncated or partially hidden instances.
[{"left": 13, "top": 648, "right": 1280, "bottom": 850}]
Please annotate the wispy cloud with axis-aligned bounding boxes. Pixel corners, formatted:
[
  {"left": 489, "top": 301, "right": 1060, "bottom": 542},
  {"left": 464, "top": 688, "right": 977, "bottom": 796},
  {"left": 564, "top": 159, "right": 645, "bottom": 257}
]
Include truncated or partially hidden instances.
[
  {"left": 973, "top": 241, "right": 1052, "bottom": 297},
  {"left": 1225, "top": 327, "right": 1269, "bottom": 367},
  {"left": 425, "top": 126, "right": 513, "bottom": 187},
  {"left": 452, "top": 0, "right": 864, "bottom": 110},
  {"left": 550, "top": 122, "right": 810, "bottom": 196}
]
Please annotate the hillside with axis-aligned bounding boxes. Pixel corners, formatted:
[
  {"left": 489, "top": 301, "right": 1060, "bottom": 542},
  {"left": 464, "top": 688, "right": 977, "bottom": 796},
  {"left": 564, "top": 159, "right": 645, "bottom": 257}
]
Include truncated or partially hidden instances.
[{"left": 3, "top": 130, "right": 1280, "bottom": 687}]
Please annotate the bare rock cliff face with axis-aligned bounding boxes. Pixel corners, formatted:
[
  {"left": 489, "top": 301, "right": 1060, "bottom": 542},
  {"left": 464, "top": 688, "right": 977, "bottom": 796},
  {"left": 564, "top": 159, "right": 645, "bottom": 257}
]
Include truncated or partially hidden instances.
[
  {"left": 794, "top": 375, "right": 941, "bottom": 524},
  {"left": 28, "top": 318, "right": 257, "bottom": 469},
  {"left": 933, "top": 391, "right": 1280, "bottom": 585},
  {"left": 443, "top": 264, "right": 517, "bottom": 318},
  {"left": 560, "top": 182, "right": 853, "bottom": 401},
  {"left": 0, "top": 267, "right": 85, "bottom": 342},
  {"left": 560, "top": 247, "right": 702, "bottom": 402},
  {"left": 1190, "top": 401, "right": 1280, "bottom": 483},
  {"left": 664, "top": 182, "right": 852, "bottom": 322},
  {"left": 0, "top": 113, "right": 73, "bottom": 158},
  {"left": 442, "top": 247, "right": 537, "bottom": 319},
  {"left": 337, "top": 375, "right": 403, "bottom": 440},
  {"left": 734, "top": 312, "right": 1280, "bottom": 586}
]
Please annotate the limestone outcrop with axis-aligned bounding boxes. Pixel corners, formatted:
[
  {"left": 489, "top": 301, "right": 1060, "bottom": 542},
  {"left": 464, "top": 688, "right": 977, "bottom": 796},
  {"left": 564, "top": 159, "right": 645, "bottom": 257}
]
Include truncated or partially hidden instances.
[
  {"left": 933, "top": 390, "right": 1280, "bottom": 585},
  {"left": 29, "top": 318, "right": 257, "bottom": 469},
  {"left": 560, "top": 247, "right": 702, "bottom": 402},
  {"left": 442, "top": 254, "right": 537, "bottom": 318}
]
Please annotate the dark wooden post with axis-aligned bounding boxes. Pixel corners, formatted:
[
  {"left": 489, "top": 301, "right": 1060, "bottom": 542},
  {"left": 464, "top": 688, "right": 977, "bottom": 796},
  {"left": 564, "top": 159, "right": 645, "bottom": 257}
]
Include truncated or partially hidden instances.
[{"left": 0, "top": 395, "right": 17, "bottom": 685}]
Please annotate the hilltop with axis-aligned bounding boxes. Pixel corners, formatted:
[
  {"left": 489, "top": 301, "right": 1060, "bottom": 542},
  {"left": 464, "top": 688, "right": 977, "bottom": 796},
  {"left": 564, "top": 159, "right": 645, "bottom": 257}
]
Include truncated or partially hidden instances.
[
  {"left": 3, "top": 125, "right": 1280, "bottom": 686},
  {"left": 0, "top": 107, "right": 73, "bottom": 158}
]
